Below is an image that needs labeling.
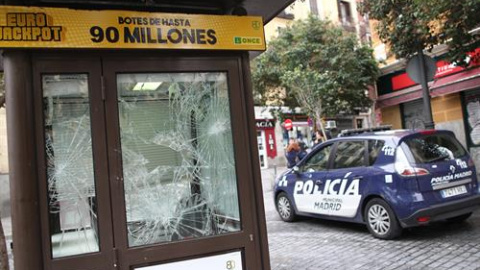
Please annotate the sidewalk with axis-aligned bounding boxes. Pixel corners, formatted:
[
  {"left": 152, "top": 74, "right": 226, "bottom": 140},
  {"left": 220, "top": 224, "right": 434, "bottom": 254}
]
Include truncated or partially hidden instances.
[
  {"left": 1, "top": 216, "right": 13, "bottom": 269},
  {"left": 0, "top": 167, "right": 286, "bottom": 270},
  {"left": 0, "top": 173, "right": 13, "bottom": 269},
  {"left": 260, "top": 165, "right": 287, "bottom": 194}
]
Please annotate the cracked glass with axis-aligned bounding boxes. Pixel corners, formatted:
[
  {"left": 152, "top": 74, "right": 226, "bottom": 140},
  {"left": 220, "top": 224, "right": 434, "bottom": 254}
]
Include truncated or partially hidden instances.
[
  {"left": 117, "top": 73, "right": 241, "bottom": 247},
  {"left": 43, "top": 74, "right": 100, "bottom": 258}
]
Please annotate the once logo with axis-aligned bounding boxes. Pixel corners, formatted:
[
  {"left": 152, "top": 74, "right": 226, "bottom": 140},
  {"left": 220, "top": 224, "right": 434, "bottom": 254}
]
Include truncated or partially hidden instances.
[
  {"left": 252, "top": 21, "right": 261, "bottom": 30},
  {"left": 234, "top": 36, "right": 261, "bottom": 45}
]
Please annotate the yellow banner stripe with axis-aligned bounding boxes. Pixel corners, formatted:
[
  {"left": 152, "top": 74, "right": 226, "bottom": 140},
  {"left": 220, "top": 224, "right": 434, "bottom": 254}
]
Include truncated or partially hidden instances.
[{"left": 0, "top": 6, "right": 266, "bottom": 51}]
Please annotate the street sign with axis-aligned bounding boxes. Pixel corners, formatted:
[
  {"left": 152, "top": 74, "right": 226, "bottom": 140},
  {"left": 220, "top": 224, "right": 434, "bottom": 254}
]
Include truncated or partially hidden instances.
[
  {"left": 284, "top": 119, "right": 293, "bottom": 130},
  {"left": 406, "top": 54, "right": 437, "bottom": 83}
]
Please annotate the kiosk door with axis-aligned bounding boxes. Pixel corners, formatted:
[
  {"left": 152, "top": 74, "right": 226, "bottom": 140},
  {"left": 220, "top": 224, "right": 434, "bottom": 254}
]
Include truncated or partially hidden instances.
[{"left": 33, "top": 53, "right": 263, "bottom": 270}]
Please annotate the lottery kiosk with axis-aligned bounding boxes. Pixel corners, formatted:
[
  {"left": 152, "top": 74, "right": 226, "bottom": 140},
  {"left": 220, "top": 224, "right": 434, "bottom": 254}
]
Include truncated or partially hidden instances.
[{"left": 1, "top": 1, "right": 289, "bottom": 269}]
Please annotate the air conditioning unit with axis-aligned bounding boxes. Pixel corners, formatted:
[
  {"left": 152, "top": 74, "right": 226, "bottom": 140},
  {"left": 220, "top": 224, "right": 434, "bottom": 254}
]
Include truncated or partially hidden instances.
[{"left": 325, "top": 120, "right": 336, "bottom": 129}]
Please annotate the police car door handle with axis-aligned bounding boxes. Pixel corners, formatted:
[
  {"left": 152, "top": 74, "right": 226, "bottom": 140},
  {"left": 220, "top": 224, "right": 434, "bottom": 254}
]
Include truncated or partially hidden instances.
[
  {"left": 315, "top": 180, "right": 323, "bottom": 185},
  {"left": 353, "top": 175, "right": 364, "bottom": 180}
]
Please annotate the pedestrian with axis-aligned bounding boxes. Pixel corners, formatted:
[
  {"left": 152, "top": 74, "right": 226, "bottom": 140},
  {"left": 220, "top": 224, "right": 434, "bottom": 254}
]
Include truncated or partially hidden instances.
[
  {"left": 285, "top": 138, "right": 300, "bottom": 168},
  {"left": 298, "top": 141, "right": 308, "bottom": 160},
  {"left": 314, "top": 130, "right": 324, "bottom": 145}
]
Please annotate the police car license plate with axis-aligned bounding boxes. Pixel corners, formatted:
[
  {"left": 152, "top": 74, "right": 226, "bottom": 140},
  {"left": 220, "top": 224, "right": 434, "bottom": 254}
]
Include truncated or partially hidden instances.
[{"left": 441, "top": 185, "right": 467, "bottom": 198}]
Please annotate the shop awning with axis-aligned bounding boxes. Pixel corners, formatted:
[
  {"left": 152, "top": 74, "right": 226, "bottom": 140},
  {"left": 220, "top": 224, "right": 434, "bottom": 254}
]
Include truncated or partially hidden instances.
[{"left": 377, "top": 66, "right": 480, "bottom": 108}]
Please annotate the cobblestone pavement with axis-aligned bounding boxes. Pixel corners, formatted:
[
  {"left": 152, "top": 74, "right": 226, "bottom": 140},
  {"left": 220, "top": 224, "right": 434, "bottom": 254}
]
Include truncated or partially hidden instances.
[
  {"left": 2, "top": 168, "right": 480, "bottom": 270},
  {"left": 261, "top": 166, "right": 480, "bottom": 270}
]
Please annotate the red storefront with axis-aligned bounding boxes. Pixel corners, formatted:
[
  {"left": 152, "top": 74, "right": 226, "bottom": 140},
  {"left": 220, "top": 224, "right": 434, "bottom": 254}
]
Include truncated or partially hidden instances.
[
  {"left": 255, "top": 119, "right": 277, "bottom": 169},
  {"left": 376, "top": 48, "right": 480, "bottom": 173}
]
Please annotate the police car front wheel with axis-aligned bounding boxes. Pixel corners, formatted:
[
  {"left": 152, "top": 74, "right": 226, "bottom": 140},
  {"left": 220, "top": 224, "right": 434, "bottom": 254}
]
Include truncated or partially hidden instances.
[
  {"left": 364, "top": 198, "right": 402, "bottom": 240},
  {"left": 276, "top": 193, "right": 297, "bottom": 222}
]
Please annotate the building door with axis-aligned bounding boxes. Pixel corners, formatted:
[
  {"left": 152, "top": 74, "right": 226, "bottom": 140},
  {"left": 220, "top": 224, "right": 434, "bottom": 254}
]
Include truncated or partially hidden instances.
[
  {"left": 463, "top": 89, "right": 480, "bottom": 176},
  {"left": 33, "top": 52, "right": 263, "bottom": 270},
  {"left": 402, "top": 99, "right": 426, "bottom": 129},
  {"left": 257, "top": 130, "right": 268, "bottom": 169}
]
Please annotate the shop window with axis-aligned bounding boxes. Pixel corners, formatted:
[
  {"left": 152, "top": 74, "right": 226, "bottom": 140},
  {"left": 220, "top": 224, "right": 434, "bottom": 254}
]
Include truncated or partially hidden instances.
[{"left": 339, "top": 1, "right": 352, "bottom": 25}]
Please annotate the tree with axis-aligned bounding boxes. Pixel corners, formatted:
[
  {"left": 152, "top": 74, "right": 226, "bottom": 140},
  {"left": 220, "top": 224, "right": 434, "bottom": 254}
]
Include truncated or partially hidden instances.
[
  {"left": 251, "top": 16, "right": 379, "bottom": 131},
  {"left": 360, "top": 0, "right": 480, "bottom": 65}
]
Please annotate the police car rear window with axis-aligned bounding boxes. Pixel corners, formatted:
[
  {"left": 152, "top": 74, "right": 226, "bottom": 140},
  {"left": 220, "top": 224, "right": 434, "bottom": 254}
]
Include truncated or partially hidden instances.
[{"left": 404, "top": 133, "right": 466, "bottom": 164}]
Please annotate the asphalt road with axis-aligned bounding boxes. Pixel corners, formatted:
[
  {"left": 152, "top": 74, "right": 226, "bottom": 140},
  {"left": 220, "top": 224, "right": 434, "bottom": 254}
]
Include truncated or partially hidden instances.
[{"left": 261, "top": 167, "right": 480, "bottom": 270}]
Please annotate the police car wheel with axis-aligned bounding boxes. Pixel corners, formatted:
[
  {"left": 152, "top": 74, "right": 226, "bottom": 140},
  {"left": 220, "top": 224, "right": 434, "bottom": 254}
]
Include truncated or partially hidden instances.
[
  {"left": 364, "top": 199, "right": 402, "bottom": 240},
  {"left": 276, "top": 193, "right": 297, "bottom": 222}
]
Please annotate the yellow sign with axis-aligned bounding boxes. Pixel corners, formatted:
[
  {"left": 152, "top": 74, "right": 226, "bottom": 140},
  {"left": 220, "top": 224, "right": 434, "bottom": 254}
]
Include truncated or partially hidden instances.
[{"left": 0, "top": 6, "right": 265, "bottom": 50}]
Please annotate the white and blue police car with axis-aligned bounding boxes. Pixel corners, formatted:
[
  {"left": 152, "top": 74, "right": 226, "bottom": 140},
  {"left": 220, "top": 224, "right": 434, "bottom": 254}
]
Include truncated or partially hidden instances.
[{"left": 274, "top": 128, "right": 480, "bottom": 239}]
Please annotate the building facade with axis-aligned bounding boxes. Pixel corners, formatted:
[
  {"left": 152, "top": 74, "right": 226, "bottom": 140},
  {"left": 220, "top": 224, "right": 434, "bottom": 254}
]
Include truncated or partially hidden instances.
[
  {"left": 373, "top": 31, "right": 480, "bottom": 173},
  {"left": 255, "top": 0, "right": 374, "bottom": 168}
]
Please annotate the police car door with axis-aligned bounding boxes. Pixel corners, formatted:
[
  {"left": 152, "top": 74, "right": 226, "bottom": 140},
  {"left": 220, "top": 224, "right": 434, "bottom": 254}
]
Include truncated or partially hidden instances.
[
  {"left": 293, "top": 144, "right": 333, "bottom": 216},
  {"left": 326, "top": 140, "right": 366, "bottom": 218}
]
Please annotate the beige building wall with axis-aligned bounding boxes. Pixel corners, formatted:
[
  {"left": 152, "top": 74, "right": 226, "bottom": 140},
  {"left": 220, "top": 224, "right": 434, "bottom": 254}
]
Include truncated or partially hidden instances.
[
  {"left": 379, "top": 94, "right": 467, "bottom": 146},
  {"left": 264, "top": 17, "right": 293, "bottom": 44},
  {"left": 266, "top": 0, "right": 364, "bottom": 44},
  {"left": 285, "top": 0, "right": 358, "bottom": 23},
  {"left": 379, "top": 94, "right": 464, "bottom": 130},
  {"left": 0, "top": 107, "right": 8, "bottom": 173},
  {"left": 432, "top": 93, "right": 466, "bottom": 147},
  {"left": 320, "top": 0, "right": 338, "bottom": 20},
  {"left": 431, "top": 93, "right": 463, "bottom": 123},
  {"left": 380, "top": 105, "right": 402, "bottom": 129},
  {"left": 370, "top": 20, "right": 397, "bottom": 65},
  {"left": 285, "top": 0, "right": 311, "bottom": 21}
]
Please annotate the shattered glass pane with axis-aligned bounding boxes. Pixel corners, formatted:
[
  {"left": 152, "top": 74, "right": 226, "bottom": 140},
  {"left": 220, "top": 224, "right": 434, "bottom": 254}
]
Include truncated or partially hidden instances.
[
  {"left": 117, "top": 73, "right": 241, "bottom": 247},
  {"left": 43, "top": 74, "right": 99, "bottom": 258}
]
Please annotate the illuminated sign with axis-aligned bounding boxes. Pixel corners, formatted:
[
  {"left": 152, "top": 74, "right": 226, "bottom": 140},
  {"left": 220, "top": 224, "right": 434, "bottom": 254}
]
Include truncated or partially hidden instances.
[
  {"left": 0, "top": 6, "right": 265, "bottom": 51},
  {"left": 255, "top": 119, "right": 275, "bottom": 129}
]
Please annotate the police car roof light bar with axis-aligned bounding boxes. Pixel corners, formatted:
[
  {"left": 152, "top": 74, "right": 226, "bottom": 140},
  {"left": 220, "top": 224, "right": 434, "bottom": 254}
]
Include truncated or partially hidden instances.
[{"left": 338, "top": 125, "right": 392, "bottom": 137}]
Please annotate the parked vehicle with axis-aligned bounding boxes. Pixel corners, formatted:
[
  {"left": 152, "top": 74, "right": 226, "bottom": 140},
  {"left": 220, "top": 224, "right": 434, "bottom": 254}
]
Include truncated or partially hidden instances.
[{"left": 274, "top": 128, "right": 480, "bottom": 239}]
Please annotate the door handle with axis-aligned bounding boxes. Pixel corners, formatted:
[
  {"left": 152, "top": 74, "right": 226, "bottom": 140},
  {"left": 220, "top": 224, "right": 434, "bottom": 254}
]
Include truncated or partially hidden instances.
[
  {"left": 315, "top": 180, "right": 323, "bottom": 185},
  {"left": 352, "top": 175, "right": 364, "bottom": 180}
]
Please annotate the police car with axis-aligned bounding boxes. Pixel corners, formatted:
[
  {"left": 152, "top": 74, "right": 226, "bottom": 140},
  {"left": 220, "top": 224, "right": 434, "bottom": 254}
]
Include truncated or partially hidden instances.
[{"left": 274, "top": 128, "right": 480, "bottom": 239}]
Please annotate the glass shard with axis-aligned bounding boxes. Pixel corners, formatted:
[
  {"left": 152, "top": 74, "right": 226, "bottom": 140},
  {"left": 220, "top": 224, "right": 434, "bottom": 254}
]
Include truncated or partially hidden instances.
[
  {"left": 117, "top": 73, "right": 241, "bottom": 247},
  {"left": 43, "top": 74, "right": 100, "bottom": 258}
]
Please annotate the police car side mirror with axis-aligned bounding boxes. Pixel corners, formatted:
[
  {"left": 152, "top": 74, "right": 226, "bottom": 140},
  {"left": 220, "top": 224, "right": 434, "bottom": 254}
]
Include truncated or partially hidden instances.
[{"left": 292, "top": 166, "right": 300, "bottom": 174}]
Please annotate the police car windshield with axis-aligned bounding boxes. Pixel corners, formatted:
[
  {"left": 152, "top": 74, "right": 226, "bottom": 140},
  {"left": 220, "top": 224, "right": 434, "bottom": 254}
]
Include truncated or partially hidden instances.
[{"left": 404, "top": 133, "right": 466, "bottom": 164}]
